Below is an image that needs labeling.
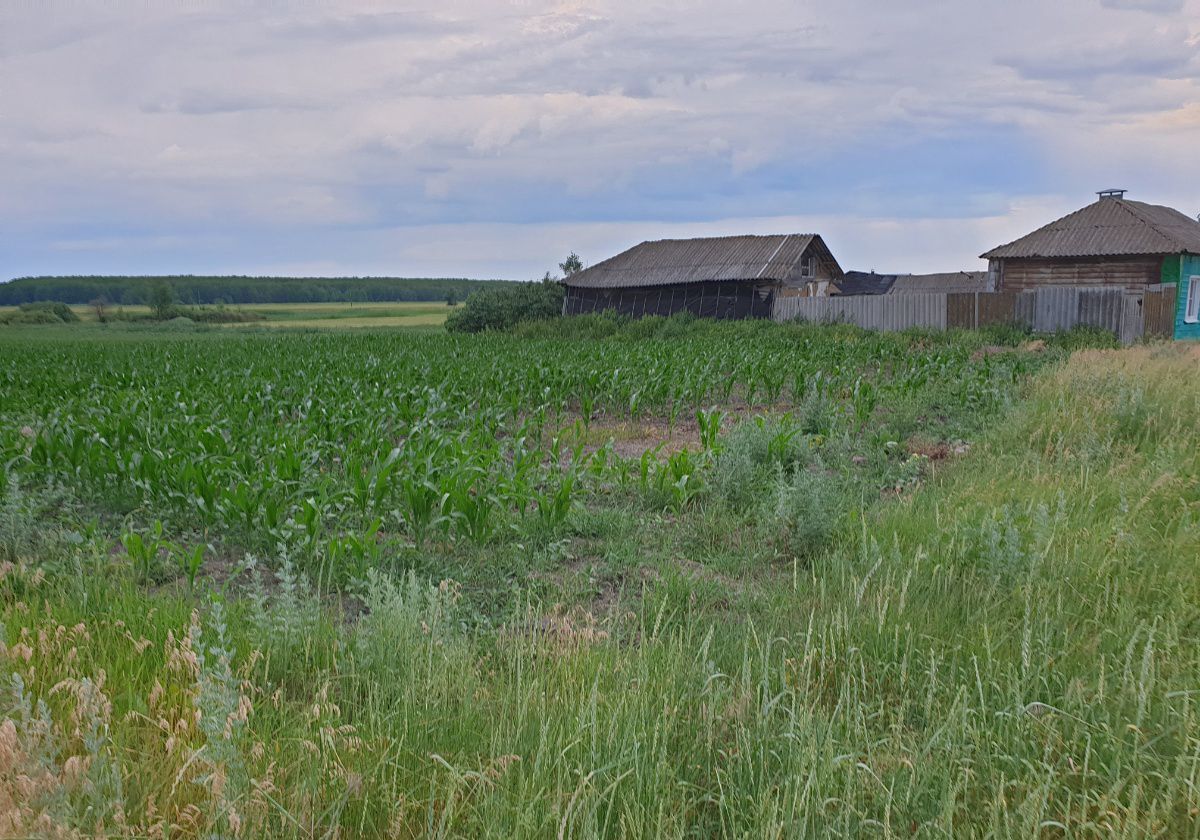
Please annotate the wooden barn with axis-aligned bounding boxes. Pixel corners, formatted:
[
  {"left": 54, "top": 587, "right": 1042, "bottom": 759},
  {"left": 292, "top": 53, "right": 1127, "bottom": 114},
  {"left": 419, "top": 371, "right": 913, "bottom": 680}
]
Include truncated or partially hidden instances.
[{"left": 561, "top": 234, "right": 843, "bottom": 320}]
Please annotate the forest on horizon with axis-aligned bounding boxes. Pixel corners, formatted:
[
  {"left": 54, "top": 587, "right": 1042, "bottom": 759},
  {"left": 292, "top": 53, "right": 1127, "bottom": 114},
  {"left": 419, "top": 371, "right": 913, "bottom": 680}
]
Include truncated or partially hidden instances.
[{"left": 0, "top": 275, "right": 513, "bottom": 306}]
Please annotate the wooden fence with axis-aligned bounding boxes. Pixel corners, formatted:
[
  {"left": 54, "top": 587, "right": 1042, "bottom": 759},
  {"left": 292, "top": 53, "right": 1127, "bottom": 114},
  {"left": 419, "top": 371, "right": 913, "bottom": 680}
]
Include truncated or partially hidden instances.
[{"left": 773, "top": 287, "right": 1177, "bottom": 344}]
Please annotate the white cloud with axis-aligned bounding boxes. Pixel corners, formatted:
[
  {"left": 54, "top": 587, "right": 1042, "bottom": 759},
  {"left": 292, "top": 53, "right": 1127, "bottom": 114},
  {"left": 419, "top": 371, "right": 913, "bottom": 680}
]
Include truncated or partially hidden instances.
[{"left": 1, "top": 0, "right": 1198, "bottom": 278}]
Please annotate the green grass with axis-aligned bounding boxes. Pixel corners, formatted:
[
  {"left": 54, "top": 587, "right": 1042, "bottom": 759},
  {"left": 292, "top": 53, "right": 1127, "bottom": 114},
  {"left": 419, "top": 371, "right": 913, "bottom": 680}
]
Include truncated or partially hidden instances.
[{"left": 0, "top": 325, "right": 1195, "bottom": 836}]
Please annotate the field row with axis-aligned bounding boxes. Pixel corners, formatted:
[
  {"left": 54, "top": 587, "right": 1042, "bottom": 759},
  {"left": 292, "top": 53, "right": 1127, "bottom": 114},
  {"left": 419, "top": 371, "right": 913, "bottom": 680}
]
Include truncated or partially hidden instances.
[
  {"left": 0, "top": 324, "right": 1053, "bottom": 582},
  {"left": 1, "top": 330, "right": 1197, "bottom": 836}
]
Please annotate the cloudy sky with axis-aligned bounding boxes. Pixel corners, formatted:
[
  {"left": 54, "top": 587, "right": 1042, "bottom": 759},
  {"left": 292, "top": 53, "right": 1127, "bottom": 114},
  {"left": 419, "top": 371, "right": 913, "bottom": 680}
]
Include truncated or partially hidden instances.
[{"left": 2, "top": 0, "right": 1198, "bottom": 280}]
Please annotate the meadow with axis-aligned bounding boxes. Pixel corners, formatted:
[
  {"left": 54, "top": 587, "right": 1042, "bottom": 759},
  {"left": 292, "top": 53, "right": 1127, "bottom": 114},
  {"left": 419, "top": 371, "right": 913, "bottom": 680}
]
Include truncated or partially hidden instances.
[
  {"left": 0, "top": 301, "right": 456, "bottom": 329},
  {"left": 0, "top": 318, "right": 1197, "bottom": 837}
]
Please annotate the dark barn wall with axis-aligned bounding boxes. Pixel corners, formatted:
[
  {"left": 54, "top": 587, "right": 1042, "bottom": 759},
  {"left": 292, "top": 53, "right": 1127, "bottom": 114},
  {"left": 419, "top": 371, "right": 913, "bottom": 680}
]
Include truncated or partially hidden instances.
[
  {"left": 563, "top": 282, "right": 773, "bottom": 320},
  {"left": 998, "top": 256, "right": 1164, "bottom": 293}
]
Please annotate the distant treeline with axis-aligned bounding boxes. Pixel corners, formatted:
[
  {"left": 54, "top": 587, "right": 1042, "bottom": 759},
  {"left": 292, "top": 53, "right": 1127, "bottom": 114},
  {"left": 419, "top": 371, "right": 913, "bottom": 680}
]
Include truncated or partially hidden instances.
[{"left": 0, "top": 275, "right": 514, "bottom": 306}]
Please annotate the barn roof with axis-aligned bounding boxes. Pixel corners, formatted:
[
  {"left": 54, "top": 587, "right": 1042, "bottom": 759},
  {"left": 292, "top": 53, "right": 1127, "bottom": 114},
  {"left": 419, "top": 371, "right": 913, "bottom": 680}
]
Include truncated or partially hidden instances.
[
  {"left": 833, "top": 271, "right": 896, "bottom": 295},
  {"left": 888, "top": 271, "right": 988, "bottom": 294},
  {"left": 563, "top": 234, "right": 843, "bottom": 289},
  {"left": 982, "top": 197, "right": 1200, "bottom": 260}
]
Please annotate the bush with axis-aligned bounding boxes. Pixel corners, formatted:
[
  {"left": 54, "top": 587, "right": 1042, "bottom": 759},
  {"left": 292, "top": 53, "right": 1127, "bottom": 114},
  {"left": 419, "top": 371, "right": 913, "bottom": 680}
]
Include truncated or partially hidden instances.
[
  {"left": 1046, "top": 324, "right": 1120, "bottom": 351},
  {"left": 977, "top": 321, "right": 1032, "bottom": 346},
  {"left": 1, "top": 309, "right": 63, "bottom": 325},
  {"left": 445, "top": 278, "right": 564, "bottom": 333},
  {"left": 0, "top": 301, "right": 79, "bottom": 325},
  {"left": 711, "top": 417, "right": 812, "bottom": 509},
  {"left": 769, "top": 466, "right": 846, "bottom": 556},
  {"left": 513, "top": 310, "right": 718, "bottom": 340},
  {"left": 21, "top": 301, "right": 79, "bottom": 321},
  {"left": 513, "top": 310, "right": 627, "bottom": 339},
  {"left": 186, "top": 307, "right": 264, "bottom": 324}
]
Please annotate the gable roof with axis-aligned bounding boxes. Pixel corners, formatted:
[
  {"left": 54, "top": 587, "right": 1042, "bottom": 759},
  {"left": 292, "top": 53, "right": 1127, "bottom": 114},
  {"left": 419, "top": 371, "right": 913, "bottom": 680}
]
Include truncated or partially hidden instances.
[
  {"left": 982, "top": 197, "right": 1200, "bottom": 260},
  {"left": 888, "top": 271, "right": 988, "bottom": 294},
  {"left": 834, "top": 271, "right": 896, "bottom": 295},
  {"left": 563, "top": 234, "right": 843, "bottom": 289}
]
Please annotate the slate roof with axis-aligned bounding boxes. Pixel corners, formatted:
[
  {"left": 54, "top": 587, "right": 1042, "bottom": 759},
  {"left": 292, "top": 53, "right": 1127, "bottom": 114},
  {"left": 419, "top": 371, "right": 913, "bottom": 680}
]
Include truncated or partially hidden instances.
[
  {"left": 888, "top": 271, "right": 988, "bottom": 294},
  {"left": 982, "top": 197, "right": 1200, "bottom": 259},
  {"left": 833, "top": 271, "right": 896, "bottom": 295},
  {"left": 563, "top": 234, "right": 843, "bottom": 289}
]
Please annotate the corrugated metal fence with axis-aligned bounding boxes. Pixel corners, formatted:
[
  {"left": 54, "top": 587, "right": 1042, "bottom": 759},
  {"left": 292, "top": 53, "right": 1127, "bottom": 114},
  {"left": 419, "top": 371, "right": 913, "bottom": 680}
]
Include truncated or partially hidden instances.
[{"left": 773, "top": 287, "right": 1177, "bottom": 344}]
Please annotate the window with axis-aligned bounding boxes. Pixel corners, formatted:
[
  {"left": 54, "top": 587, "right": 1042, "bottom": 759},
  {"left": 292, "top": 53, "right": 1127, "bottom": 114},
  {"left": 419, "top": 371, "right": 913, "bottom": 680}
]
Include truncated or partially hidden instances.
[
  {"left": 800, "top": 255, "right": 816, "bottom": 279},
  {"left": 1187, "top": 276, "right": 1200, "bottom": 324}
]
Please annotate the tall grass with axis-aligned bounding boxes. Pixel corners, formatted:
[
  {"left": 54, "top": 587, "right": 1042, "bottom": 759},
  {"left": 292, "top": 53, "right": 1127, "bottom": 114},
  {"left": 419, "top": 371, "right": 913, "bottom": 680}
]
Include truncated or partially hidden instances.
[{"left": 1, "top": 345, "right": 1197, "bottom": 836}]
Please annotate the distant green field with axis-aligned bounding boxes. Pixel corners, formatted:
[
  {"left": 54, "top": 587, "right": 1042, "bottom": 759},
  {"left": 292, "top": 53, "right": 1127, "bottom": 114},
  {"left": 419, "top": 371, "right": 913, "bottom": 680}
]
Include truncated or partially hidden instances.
[
  {"left": 0, "top": 301, "right": 456, "bottom": 329},
  {"left": 229, "top": 301, "right": 455, "bottom": 328}
]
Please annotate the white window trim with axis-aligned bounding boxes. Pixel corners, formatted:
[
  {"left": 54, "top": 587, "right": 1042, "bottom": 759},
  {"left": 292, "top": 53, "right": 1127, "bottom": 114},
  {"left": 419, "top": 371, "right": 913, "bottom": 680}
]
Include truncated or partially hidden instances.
[{"left": 1187, "top": 275, "right": 1200, "bottom": 324}]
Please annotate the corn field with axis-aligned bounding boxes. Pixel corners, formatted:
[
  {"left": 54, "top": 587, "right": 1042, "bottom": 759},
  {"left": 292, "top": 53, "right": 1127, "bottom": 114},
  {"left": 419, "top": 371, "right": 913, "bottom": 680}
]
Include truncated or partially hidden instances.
[{"left": 0, "top": 322, "right": 1196, "bottom": 837}]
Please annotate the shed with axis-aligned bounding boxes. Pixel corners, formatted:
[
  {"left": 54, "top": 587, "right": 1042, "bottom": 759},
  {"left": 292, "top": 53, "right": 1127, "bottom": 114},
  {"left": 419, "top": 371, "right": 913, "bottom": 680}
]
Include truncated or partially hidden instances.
[{"left": 561, "top": 234, "right": 843, "bottom": 320}]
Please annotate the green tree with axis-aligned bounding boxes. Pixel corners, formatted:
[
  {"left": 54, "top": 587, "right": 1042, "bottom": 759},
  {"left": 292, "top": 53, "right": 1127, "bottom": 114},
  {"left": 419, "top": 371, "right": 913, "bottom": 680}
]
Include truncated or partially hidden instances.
[
  {"left": 559, "top": 252, "right": 583, "bottom": 276},
  {"left": 445, "top": 290, "right": 458, "bottom": 307},
  {"left": 149, "top": 280, "right": 175, "bottom": 319},
  {"left": 445, "top": 277, "right": 563, "bottom": 333}
]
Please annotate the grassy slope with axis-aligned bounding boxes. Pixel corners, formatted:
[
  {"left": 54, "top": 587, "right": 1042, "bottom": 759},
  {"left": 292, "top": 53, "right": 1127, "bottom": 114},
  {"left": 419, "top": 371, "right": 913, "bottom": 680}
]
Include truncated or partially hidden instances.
[{"left": 1, "top": 345, "right": 1198, "bottom": 836}]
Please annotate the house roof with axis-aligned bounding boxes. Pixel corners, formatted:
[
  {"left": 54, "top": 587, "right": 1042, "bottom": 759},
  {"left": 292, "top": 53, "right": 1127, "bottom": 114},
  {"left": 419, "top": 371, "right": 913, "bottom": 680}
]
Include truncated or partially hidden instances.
[
  {"left": 888, "top": 271, "right": 988, "bottom": 294},
  {"left": 833, "top": 271, "right": 896, "bottom": 295},
  {"left": 563, "top": 233, "right": 843, "bottom": 289},
  {"left": 982, "top": 197, "right": 1200, "bottom": 259}
]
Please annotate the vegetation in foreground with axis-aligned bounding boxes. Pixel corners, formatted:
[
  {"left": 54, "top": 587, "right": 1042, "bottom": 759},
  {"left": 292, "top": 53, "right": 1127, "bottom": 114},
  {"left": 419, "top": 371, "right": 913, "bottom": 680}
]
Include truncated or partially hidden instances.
[{"left": 0, "top": 322, "right": 1195, "bottom": 836}]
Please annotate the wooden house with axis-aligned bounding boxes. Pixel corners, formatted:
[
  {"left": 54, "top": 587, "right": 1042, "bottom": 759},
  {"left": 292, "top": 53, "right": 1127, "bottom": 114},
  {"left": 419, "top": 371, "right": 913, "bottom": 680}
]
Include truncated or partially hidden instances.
[
  {"left": 982, "top": 191, "right": 1200, "bottom": 339},
  {"left": 561, "top": 234, "right": 843, "bottom": 320}
]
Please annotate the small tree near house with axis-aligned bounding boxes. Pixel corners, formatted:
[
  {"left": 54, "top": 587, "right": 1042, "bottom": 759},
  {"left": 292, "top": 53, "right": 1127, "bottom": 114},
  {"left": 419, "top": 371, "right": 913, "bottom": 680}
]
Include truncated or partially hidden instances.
[{"left": 559, "top": 252, "right": 583, "bottom": 276}]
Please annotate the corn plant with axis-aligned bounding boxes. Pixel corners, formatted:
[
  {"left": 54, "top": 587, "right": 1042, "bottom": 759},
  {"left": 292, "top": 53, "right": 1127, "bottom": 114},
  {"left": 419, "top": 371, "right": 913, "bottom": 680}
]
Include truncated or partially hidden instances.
[
  {"left": 696, "top": 408, "right": 724, "bottom": 452},
  {"left": 120, "top": 520, "right": 168, "bottom": 583},
  {"left": 176, "top": 543, "right": 206, "bottom": 590}
]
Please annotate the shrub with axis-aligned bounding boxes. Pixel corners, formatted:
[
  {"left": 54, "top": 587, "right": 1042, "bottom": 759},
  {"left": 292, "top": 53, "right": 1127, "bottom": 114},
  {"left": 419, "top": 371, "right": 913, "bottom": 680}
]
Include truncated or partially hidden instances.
[
  {"left": 22, "top": 301, "right": 79, "bottom": 322},
  {"left": 445, "top": 278, "right": 564, "bottom": 333},
  {"left": 186, "top": 307, "right": 264, "bottom": 324},
  {"left": 513, "top": 310, "right": 711, "bottom": 340},
  {"left": 978, "top": 321, "right": 1032, "bottom": 346},
  {"left": 1, "top": 309, "right": 63, "bottom": 325},
  {"left": 0, "top": 301, "right": 79, "bottom": 325},
  {"left": 799, "top": 388, "right": 836, "bottom": 436},
  {"left": 512, "top": 310, "right": 626, "bottom": 339},
  {"left": 710, "top": 417, "right": 811, "bottom": 509},
  {"left": 769, "top": 466, "right": 846, "bottom": 556},
  {"left": 1046, "top": 323, "right": 1120, "bottom": 351}
]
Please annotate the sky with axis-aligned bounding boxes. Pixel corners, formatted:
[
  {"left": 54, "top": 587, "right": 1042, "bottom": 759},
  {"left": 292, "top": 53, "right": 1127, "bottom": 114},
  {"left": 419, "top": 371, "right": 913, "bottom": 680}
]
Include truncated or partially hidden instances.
[{"left": 1, "top": 0, "right": 1199, "bottom": 281}]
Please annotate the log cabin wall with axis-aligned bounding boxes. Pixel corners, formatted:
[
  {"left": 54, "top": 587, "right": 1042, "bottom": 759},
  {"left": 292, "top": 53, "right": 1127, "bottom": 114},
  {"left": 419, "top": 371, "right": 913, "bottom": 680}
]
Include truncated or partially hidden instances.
[{"left": 997, "top": 256, "right": 1164, "bottom": 293}]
